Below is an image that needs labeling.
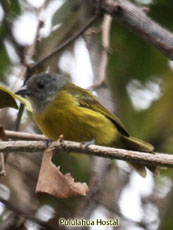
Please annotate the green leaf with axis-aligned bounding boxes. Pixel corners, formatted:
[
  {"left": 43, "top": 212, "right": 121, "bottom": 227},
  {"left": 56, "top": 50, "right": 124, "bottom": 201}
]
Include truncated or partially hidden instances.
[
  {"left": 0, "top": 86, "right": 32, "bottom": 112},
  {"left": 0, "top": 85, "right": 18, "bottom": 109}
]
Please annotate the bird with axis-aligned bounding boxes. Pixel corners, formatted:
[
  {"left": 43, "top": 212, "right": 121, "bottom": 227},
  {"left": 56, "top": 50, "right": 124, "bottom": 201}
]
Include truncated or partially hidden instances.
[{"left": 16, "top": 73, "right": 157, "bottom": 177}]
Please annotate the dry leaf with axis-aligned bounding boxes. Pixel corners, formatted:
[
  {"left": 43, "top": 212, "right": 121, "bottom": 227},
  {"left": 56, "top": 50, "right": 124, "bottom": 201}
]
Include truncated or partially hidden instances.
[{"left": 36, "top": 145, "right": 89, "bottom": 198}]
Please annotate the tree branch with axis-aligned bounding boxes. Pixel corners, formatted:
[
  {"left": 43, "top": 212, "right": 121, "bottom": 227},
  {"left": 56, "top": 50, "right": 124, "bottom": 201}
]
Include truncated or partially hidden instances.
[
  {"left": 102, "top": 0, "right": 173, "bottom": 60},
  {"left": 90, "top": 14, "right": 112, "bottom": 90},
  {"left": 4, "top": 130, "right": 46, "bottom": 141},
  {"left": 0, "top": 138, "right": 173, "bottom": 168},
  {"left": 0, "top": 152, "right": 6, "bottom": 176},
  {"left": 29, "top": 1, "right": 101, "bottom": 74}
]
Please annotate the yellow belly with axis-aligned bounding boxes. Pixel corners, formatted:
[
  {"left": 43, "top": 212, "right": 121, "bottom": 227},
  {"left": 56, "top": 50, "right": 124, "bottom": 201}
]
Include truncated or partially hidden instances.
[{"left": 33, "top": 91, "right": 119, "bottom": 146}]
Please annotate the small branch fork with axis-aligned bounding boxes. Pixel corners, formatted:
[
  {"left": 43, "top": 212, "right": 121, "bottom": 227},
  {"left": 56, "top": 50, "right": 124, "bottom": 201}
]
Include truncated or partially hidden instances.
[{"left": 1, "top": 131, "right": 173, "bottom": 168}]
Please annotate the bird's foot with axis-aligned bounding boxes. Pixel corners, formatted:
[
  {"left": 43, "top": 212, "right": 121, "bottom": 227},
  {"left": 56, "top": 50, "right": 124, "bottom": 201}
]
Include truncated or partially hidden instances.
[
  {"left": 81, "top": 138, "right": 95, "bottom": 149},
  {"left": 45, "top": 139, "right": 53, "bottom": 148}
]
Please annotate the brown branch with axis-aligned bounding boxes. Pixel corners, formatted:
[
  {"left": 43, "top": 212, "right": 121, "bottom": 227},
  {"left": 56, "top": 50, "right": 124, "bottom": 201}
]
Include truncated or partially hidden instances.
[
  {"left": 0, "top": 126, "right": 9, "bottom": 167},
  {"left": 98, "top": 14, "right": 112, "bottom": 82},
  {"left": 102, "top": 0, "right": 173, "bottom": 60},
  {"left": 15, "top": 104, "right": 24, "bottom": 131},
  {"left": 0, "top": 152, "right": 6, "bottom": 176},
  {"left": 0, "top": 138, "right": 173, "bottom": 168},
  {"left": 4, "top": 130, "right": 46, "bottom": 140},
  {"left": 90, "top": 14, "right": 112, "bottom": 90}
]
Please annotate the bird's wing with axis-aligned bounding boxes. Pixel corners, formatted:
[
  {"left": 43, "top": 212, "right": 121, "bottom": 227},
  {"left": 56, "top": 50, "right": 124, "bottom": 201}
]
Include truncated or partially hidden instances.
[{"left": 64, "top": 83, "right": 129, "bottom": 137}]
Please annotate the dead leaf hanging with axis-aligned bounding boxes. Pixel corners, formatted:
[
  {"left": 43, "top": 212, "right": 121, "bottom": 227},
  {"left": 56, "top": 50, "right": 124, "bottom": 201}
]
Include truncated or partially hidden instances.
[{"left": 36, "top": 144, "right": 89, "bottom": 198}]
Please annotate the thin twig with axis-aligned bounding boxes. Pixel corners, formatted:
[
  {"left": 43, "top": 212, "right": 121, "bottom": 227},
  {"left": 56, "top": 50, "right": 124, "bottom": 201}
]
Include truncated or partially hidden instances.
[
  {"left": 99, "top": 14, "right": 112, "bottom": 77},
  {"left": 29, "top": 11, "right": 100, "bottom": 74},
  {"left": 5, "top": 130, "right": 45, "bottom": 140},
  {"left": 0, "top": 139, "right": 173, "bottom": 168},
  {"left": 99, "top": 15, "right": 112, "bottom": 86},
  {"left": 0, "top": 126, "right": 9, "bottom": 164},
  {"left": 89, "top": 14, "right": 112, "bottom": 90},
  {"left": 15, "top": 104, "right": 24, "bottom": 131},
  {"left": 0, "top": 126, "right": 8, "bottom": 141},
  {"left": 0, "top": 153, "right": 6, "bottom": 176}
]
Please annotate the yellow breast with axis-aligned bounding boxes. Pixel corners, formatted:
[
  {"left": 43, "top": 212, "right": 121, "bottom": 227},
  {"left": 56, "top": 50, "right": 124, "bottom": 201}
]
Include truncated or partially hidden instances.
[{"left": 33, "top": 91, "right": 118, "bottom": 146}]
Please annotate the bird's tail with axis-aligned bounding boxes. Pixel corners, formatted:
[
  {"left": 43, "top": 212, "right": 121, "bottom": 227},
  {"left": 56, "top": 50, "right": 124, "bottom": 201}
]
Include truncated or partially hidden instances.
[{"left": 120, "top": 136, "right": 158, "bottom": 177}]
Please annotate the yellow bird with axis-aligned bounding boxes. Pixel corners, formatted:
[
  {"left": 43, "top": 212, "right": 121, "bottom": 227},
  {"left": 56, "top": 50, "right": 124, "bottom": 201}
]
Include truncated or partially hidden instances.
[{"left": 16, "top": 73, "right": 156, "bottom": 177}]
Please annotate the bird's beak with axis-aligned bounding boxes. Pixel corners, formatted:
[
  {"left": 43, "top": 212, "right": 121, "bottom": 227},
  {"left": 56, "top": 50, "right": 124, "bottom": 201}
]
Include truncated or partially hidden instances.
[{"left": 15, "top": 85, "right": 31, "bottom": 96}]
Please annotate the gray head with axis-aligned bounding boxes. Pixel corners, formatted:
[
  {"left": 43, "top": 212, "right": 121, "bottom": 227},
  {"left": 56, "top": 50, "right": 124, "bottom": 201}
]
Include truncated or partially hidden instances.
[{"left": 16, "top": 73, "right": 67, "bottom": 112}]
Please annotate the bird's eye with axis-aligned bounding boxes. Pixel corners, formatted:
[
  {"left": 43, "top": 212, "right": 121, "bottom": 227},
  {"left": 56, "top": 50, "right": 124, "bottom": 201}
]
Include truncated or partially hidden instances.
[{"left": 37, "top": 82, "right": 44, "bottom": 89}]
